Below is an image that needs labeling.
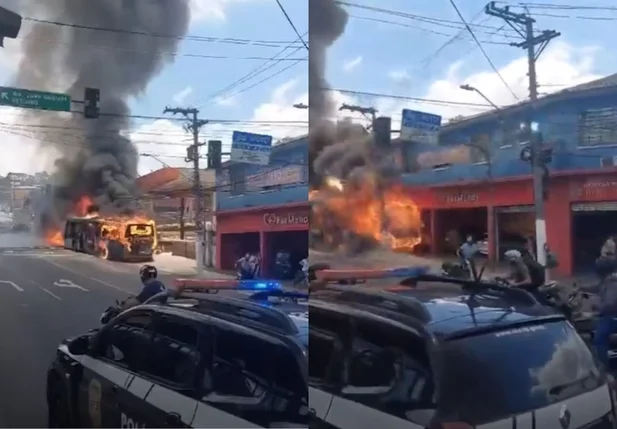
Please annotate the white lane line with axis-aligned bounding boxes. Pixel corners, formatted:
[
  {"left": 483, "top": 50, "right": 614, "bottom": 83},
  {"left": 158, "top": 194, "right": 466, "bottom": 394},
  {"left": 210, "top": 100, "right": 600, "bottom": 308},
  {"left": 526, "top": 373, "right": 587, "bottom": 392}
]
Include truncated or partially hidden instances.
[
  {"left": 39, "top": 257, "right": 130, "bottom": 294},
  {"left": 0, "top": 280, "right": 23, "bottom": 291},
  {"left": 40, "top": 287, "right": 62, "bottom": 300}
]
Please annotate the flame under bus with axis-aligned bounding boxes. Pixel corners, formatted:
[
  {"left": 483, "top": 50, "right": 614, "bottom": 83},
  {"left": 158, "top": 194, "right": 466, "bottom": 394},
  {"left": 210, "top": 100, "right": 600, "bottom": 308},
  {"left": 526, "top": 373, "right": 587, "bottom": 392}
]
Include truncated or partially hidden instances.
[{"left": 62, "top": 216, "right": 157, "bottom": 262}]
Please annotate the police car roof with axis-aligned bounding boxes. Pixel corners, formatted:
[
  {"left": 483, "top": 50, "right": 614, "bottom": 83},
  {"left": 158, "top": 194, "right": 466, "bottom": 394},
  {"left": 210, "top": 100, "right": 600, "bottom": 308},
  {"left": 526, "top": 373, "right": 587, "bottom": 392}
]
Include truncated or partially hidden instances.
[
  {"left": 144, "top": 282, "right": 308, "bottom": 341},
  {"left": 310, "top": 267, "right": 561, "bottom": 338}
]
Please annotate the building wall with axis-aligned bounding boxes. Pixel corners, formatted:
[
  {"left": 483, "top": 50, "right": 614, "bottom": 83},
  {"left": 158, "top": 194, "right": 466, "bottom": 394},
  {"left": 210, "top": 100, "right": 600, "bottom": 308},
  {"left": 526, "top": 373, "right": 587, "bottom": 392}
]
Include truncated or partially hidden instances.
[
  {"left": 215, "top": 136, "right": 308, "bottom": 211},
  {"left": 401, "top": 89, "right": 617, "bottom": 186}
]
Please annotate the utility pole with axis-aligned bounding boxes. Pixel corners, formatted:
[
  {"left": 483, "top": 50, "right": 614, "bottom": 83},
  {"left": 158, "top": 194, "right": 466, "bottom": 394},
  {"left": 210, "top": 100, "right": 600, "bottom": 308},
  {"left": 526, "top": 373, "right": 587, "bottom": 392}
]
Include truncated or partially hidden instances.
[
  {"left": 485, "top": 1, "right": 560, "bottom": 269},
  {"left": 164, "top": 106, "right": 208, "bottom": 277}
]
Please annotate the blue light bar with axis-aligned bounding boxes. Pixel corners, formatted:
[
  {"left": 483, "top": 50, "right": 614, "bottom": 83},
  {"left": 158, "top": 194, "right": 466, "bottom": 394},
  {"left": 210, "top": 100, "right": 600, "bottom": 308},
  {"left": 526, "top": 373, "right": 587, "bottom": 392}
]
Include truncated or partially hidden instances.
[
  {"left": 236, "top": 280, "right": 282, "bottom": 291},
  {"left": 386, "top": 266, "right": 431, "bottom": 278}
]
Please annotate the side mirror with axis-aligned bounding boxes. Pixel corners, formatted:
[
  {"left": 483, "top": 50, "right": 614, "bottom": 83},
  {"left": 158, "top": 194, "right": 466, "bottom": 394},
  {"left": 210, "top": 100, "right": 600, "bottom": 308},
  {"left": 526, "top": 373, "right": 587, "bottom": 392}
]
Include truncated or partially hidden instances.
[{"left": 68, "top": 335, "right": 90, "bottom": 356}]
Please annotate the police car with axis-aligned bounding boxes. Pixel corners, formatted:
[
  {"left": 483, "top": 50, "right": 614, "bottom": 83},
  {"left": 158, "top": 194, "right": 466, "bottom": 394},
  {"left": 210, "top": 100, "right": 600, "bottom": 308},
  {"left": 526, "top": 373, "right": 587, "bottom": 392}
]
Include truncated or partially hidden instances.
[
  {"left": 47, "top": 279, "right": 308, "bottom": 428},
  {"left": 309, "top": 267, "right": 617, "bottom": 429}
]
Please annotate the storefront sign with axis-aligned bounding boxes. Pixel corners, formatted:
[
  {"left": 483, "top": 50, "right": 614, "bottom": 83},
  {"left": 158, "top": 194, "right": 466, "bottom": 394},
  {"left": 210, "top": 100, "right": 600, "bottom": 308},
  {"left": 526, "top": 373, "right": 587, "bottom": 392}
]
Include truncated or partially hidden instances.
[
  {"left": 416, "top": 145, "right": 471, "bottom": 169},
  {"left": 263, "top": 213, "right": 309, "bottom": 226},
  {"left": 571, "top": 177, "right": 617, "bottom": 200},
  {"left": 443, "top": 193, "right": 479, "bottom": 204}
]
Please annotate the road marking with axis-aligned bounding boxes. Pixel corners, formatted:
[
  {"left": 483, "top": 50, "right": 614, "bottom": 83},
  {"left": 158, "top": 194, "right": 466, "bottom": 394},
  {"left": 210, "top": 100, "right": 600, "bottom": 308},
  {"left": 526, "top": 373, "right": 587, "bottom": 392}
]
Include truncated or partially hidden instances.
[
  {"left": 53, "top": 279, "right": 89, "bottom": 291},
  {"left": 41, "top": 257, "right": 130, "bottom": 294},
  {"left": 40, "top": 287, "right": 62, "bottom": 300},
  {"left": 0, "top": 280, "right": 23, "bottom": 291}
]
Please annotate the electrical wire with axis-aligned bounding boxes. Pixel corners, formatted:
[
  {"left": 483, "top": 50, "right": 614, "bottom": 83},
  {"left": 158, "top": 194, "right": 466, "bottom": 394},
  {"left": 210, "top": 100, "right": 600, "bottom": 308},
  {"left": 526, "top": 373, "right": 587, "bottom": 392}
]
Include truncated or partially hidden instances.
[
  {"left": 13, "top": 34, "right": 307, "bottom": 62},
  {"left": 448, "top": 0, "right": 520, "bottom": 101},
  {"left": 348, "top": 14, "right": 510, "bottom": 45},
  {"left": 274, "top": 0, "right": 308, "bottom": 50},
  {"left": 21, "top": 16, "right": 303, "bottom": 48},
  {"left": 196, "top": 33, "right": 307, "bottom": 107}
]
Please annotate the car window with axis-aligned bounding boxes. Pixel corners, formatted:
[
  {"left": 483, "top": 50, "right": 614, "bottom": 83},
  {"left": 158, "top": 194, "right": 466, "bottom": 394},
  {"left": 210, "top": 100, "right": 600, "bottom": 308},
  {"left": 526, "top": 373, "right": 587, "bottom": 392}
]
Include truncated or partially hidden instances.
[
  {"left": 146, "top": 315, "right": 201, "bottom": 387},
  {"left": 97, "top": 311, "right": 155, "bottom": 372},
  {"left": 341, "top": 318, "right": 436, "bottom": 425},
  {"left": 308, "top": 307, "right": 350, "bottom": 387},
  {"left": 438, "top": 320, "right": 603, "bottom": 425},
  {"left": 210, "top": 330, "right": 304, "bottom": 398}
]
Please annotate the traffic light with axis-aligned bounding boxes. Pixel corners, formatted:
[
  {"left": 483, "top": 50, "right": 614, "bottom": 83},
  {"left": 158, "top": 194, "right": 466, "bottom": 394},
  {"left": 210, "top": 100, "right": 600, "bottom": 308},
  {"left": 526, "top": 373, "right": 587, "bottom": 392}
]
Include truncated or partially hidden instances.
[
  {"left": 84, "top": 87, "right": 100, "bottom": 119},
  {"left": 207, "top": 140, "right": 222, "bottom": 169},
  {"left": 0, "top": 7, "right": 21, "bottom": 47}
]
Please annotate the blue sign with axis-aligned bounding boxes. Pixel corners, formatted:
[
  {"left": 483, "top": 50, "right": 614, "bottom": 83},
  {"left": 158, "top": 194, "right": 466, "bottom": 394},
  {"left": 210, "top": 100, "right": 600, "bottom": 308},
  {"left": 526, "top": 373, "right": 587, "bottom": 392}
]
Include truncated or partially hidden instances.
[
  {"left": 401, "top": 109, "right": 442, "bottom": 144},
  {"left": 230, "top": 131, "right": 273, "bottom": 165}
]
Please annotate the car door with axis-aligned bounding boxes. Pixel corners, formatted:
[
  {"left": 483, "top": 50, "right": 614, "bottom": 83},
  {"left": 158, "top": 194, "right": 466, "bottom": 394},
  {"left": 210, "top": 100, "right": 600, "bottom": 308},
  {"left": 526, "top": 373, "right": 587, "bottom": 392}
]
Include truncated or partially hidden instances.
[
  {"left": 125, "top": 312, "right": 203, "bottom": 428},
  {"left": 325, "top": 316, "right": 436, "bottom": 429},
  {"left": 78, "top": 309, "right": 156, "bottom": 428},
  {"left": 192, "top": 324, "right": 307, "bottom": 428}
]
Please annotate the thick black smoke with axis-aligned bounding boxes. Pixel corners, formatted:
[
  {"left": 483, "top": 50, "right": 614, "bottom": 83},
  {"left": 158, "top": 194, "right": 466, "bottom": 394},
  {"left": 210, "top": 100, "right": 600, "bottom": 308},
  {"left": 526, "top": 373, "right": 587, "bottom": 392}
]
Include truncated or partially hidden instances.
[
  {"left": 308, "top": 0, "right": 350, "bottom": 186},
  {"left": 13, "top": 0, "right": 190, "bottom": 230}
]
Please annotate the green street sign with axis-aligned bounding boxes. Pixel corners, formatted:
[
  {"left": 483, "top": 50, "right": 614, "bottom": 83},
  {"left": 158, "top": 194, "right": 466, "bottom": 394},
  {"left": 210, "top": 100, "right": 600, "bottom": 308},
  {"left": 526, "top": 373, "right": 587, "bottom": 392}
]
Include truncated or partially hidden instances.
[{"left": 0, "top": 86, "right": 71, "bottom": 112}]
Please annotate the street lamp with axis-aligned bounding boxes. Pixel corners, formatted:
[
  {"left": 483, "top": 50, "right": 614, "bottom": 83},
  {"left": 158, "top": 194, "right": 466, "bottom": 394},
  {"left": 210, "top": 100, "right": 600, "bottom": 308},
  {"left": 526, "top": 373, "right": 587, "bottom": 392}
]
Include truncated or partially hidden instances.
[
  {"left": 293, "top": 103, "right": 308, "bottom": 109},
  {"left": 460, "top": 84, "right": 500, "bottom": 110}
]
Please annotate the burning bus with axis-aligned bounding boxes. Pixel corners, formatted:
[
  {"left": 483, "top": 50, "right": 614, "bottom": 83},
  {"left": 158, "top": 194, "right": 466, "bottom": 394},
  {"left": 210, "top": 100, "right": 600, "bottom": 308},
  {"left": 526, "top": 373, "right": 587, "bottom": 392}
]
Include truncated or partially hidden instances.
[{"left": 62, "top": 215, "right": 157, "bottom": 262}]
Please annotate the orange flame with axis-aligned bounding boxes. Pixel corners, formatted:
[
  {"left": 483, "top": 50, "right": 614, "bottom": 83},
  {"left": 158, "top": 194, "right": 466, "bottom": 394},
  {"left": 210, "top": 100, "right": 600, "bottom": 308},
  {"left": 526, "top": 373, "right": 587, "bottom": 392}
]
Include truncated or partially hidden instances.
[
  {"left": 310, "top": 176, "right": 422, "bottom": 252},
  {"left": 43, "top": 195, "right": 157, "bottom": 253}
]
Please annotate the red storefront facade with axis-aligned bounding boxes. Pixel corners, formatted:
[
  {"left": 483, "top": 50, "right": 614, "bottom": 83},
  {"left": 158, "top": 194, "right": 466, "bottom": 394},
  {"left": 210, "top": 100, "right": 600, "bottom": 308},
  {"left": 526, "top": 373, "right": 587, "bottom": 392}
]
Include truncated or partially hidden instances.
[
  {"left": 216, "top": 202, "right": 310, "bottom": 276},
  {"left": 411, "top": 169, "right": 617, "bottom": 277}
]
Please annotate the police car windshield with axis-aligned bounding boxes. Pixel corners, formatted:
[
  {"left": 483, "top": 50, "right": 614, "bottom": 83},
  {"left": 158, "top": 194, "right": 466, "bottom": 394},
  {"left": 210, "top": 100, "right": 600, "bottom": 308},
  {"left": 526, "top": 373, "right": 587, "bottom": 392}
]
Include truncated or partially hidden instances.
[{"left": 438, "top": 320, "right": 603, "bottom": 426}]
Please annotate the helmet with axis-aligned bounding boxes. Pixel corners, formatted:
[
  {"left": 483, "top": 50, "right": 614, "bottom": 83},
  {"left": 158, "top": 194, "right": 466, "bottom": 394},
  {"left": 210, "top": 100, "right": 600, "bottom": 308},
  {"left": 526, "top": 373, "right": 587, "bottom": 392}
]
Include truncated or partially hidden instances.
[
  {"left": 139, "top": 264, "right": 158, "bottom": 282},
  {"left": 504, "top": 249, "right": 522, "bottom": 261}
]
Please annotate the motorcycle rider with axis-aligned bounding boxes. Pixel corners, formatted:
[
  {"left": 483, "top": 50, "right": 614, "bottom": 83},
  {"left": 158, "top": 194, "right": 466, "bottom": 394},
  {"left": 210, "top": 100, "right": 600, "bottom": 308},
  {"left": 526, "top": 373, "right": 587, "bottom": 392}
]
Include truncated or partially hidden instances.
[
  {"left": 457, "top": 235, "right": 478, "bottom": 278},
  {"left": 504, "top": 249, "right": 532, "bottom": 286},
  {"left": 120, "top": 265, "right": 167, "bottom": 310},
  {"left": 593, "top": 270, "right": 617, "bottom": 369}
]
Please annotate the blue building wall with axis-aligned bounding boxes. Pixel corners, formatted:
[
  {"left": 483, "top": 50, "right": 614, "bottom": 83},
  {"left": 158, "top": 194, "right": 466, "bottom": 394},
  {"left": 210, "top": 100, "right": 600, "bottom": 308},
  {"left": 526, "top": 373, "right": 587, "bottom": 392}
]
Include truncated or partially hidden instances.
[
  {"left": 401, "top": 88, "right": 617, "bottom": 186},
  {"left": 215, "top": 136, "right": 308, "bottom": 211}
]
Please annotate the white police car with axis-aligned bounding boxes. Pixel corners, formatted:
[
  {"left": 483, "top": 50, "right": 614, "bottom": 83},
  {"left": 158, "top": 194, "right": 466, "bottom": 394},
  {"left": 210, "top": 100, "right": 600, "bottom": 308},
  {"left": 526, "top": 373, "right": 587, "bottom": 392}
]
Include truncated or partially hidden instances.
[{"left": 47, "top": 279, "right": 308, "bottom": 428}]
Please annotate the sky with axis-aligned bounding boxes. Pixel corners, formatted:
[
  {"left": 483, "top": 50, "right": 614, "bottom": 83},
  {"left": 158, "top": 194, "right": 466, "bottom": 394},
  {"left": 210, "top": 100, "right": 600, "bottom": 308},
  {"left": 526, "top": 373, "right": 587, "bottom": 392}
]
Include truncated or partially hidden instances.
[{"left": 0, "top": 0, "right": 613, "bottom": 177}]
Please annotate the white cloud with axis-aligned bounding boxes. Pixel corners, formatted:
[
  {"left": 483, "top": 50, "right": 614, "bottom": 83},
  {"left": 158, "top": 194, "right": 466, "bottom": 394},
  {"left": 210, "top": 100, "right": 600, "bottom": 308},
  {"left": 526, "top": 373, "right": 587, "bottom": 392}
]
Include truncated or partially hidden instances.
[
  {"left": 342, "top": 42, "right": 603, "bottom": 132},
  {"left": 189, "top": 0, "right": 265, "bottom": 24},
  {"left": 172, "top": 86, "right": 193, "bottom": 104},
  {"left": 343, "top": 56, "right": 363, "bottom": 73},
  {"left": 388, "top": 69, "right": 411, "bottom": 84}
]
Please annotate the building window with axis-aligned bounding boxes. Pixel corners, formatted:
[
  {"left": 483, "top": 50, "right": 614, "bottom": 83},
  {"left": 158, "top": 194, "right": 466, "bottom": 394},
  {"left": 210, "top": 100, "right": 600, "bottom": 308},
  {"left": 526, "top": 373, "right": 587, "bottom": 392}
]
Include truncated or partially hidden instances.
[
  {"left": 469, "top": 134, "right": 490, "bottom": 163},
  {"left": 578, "top": 107, "right": 617, "bottom": 146}
]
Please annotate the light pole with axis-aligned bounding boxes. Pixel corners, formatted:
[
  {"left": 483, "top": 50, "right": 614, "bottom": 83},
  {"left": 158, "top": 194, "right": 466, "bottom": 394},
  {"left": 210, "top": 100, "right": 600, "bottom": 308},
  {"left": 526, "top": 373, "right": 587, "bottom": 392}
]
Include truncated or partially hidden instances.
[{"left": 460, "top": 84, "right": 501, "bottom": 110}]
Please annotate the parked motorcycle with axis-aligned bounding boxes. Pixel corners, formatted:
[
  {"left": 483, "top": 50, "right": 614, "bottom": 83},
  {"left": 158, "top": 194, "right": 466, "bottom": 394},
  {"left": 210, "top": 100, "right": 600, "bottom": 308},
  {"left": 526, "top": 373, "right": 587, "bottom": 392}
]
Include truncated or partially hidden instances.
[
  {"left": 442, "top": 260, "right": 473, "bottom": 279},
  {"left": 100, "top": 299, "right": 123, "bottom": 324}
]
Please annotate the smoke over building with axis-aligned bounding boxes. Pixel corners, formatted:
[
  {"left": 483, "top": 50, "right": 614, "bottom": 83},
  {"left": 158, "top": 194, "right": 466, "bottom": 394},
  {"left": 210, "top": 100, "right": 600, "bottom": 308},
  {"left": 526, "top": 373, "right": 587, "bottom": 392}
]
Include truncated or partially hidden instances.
[{"left": 13, "top": 0, "right": 190, "bottom": 231}]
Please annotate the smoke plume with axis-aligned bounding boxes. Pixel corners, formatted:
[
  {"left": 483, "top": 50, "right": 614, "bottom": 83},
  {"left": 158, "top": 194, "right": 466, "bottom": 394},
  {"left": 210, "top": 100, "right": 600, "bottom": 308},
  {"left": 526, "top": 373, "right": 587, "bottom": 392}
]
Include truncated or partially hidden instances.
[{"left": 13, "top": 0, "right": 190, "bottom": 230}]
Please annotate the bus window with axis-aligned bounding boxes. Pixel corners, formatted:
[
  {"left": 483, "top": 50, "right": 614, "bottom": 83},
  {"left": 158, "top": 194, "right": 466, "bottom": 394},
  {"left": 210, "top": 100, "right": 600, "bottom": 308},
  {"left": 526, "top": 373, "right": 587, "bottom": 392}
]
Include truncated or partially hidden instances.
[
  {"left": 127, "top": 224, "right": 153, "bottom": 237},
  {"left": 64, "top": 221, "right": 74, "bottom": 239}
]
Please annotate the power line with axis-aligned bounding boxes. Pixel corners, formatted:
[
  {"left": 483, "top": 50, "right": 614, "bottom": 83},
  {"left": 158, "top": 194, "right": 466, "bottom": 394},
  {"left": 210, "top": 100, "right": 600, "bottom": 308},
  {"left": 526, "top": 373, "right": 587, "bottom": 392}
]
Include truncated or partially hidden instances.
[
  {"left": 14, "top": 35, "right": 307, "bottom": 61},
  {"left": 21, "top": 16, "right": 303, "bottom": 48},
  {"left": 274, "top": 0, "right": 308, "bottom": 50},
  {"left": 448, "top": 0, "right": 519, "bottom": 101},
  {"left": 348, "top": 14, "right": 510, "bottom": 44},
  {"left": 197, "top": 33, "right": 307, "bottom": 107}
]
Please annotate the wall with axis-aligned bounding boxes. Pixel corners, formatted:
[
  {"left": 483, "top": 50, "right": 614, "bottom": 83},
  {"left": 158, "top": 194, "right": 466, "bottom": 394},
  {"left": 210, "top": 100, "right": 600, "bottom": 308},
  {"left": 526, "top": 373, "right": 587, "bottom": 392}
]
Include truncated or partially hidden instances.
[
  {"left": 216, "top": 137, "right": 308, "bottom": 211},
  {"left": 217, "top": 203, "right": 309, "bottom": 234},
  {"left": 401, "top": 88, "right": 617, "bottom": 186}
]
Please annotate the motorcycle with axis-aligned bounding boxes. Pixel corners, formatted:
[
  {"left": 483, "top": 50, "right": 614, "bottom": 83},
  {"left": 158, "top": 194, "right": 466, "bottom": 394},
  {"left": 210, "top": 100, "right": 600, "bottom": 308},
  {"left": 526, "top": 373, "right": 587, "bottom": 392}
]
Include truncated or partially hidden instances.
[
  {"left": 442, "top": 260, "right": 473, "bottom": 280},
  {"left": 100, "top": 299, "right": 123, "bottom": 324},
  {"left": 493, "top": 276, "right": 595, "bottom": 332}
]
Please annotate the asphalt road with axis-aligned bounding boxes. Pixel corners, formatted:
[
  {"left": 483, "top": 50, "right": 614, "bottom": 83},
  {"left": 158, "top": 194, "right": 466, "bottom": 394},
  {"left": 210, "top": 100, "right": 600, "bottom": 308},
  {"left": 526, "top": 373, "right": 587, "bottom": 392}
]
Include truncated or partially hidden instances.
[{"left": 0, "top": 245, "right": 198, "bottom": 428}]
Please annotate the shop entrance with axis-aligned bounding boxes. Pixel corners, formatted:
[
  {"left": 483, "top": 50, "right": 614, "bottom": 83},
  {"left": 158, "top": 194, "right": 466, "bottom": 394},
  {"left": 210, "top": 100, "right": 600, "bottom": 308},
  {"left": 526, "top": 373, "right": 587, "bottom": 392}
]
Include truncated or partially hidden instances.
[
  {"left": 495, "top": 206, "right": 535, "bottom": 261},
  {"left": 435, "top": 207, "right": 488, "bottom": 256},
  {"left": 572, "top": 202, "right": 617, "bottom": 272},
  {"left": 266, "top": 230, "right": 309, "bottom": 276},
  {"left": 219, "top": 232, "right": 260, "bottom": 271}
]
